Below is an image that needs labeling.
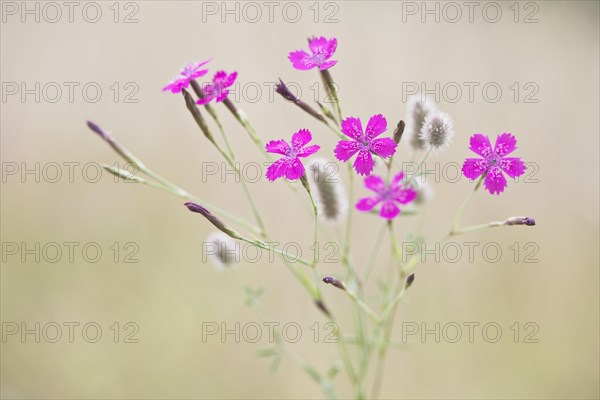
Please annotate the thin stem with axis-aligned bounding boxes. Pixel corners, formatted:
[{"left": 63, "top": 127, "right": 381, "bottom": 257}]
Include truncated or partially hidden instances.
[{"left": 450, "top": 174, "right": 485, "bottom": 234}]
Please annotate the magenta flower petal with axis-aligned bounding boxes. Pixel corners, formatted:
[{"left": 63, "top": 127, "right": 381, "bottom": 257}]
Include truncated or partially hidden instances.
[
  {"left": 308, "top": 36, "right": 329, "bottom": 54},
  {"left": 341, "top": 117, "right": 363, "bottom": 140},
  {"left": 364, "top": 175, "right": 386, "bottom": 193},
  {"left": 324, "top": 38, "right": 337, "bottom": 59},
  {"left": 291, "top": 128, "right": 312, "bottom": 150},
  {"left": 266, "top": 158, "right": 288, "bottom": 181},
  {"left": 499, "top": 157, "right": 526, "bottom": 178},
  {"left": 195, "top": 70, "right": 237, "bottom": 105},
  {"left": 380, "top": 201, "right": 400, "bottom": 220},
  {"left": 296, "top": 145, "right": 320, "bottom": 158},
  {"left": 356, "top": 172, "right": 416, "bottom": 220},
  {"left": 288, "top": 50, "right": 317, "bottom": 70},
  {"left": 337, "top": 114, "right": 397, "bottom": 176},
  {"left": 371, "top": 138, "right": 397, "bottom": 158},
  {"left": 163, "top": 60, "right": 211, "bottom": 94},
  {"left": 266, "top": 139, "right": 291, "bottom": 155},
  {"left": 484, "top": 166, "right": 507, "bottom": 195},
  {"left": 265, "top": 129, "right": 319, "bottom": 182},
  {"left": 334, "top": 140, "right": 361, "bottom": 161},
  {"left": 469, "top": 134, "right": 494, "bottom": 157},
  {"left": 390, "top": 172, "right": 405, "bottom": 187},
  {"left": 393, "top": 187, "right": 417, "bottom": 204},
  {"left": 289, "top": 37, "right": 337, "bottom": 71},
  {"left": 462, "top": 133, "right": 527, "bottom": 195},
  {"left": 319, "top": 60, "right": 337, "bottom": 70},
  {"left": 365, "top": 114, "right": 387, "bottom": 138},
  {"left": 356, "top": 196, "right": 380, "bottom": 211},
  {"left": 353, "top": 149, "right": 374, "bottom": 176},
  {"left": 494, "top": 133, "right": 517, "bottom": 157},
  {"left": 285, "top": 158, "right": 306, "bottom": 180},
  {"left": 462, "top": 158, "right": 487, "bottom": 180}
]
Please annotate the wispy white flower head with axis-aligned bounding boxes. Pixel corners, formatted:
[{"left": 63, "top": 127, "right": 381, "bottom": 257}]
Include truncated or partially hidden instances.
[
  {"left": 205, "top": 232, "right": 239, "bottom": 270},
  {"left": 412, "top": 177, "right": 434, "bottom": 205},
  {"left": 406, "top": 94, "right": 437, "bottom": 150},
  {"left": 419, "top": 111, "right": 454, "bottom": 151},
  {"left": 308, "top": 158, "right": 348, "bottom": 224}
]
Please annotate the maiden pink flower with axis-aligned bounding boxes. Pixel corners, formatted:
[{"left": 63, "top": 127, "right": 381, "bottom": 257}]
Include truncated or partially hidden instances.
[
  {"left": 462, "top": 133, "right": 526, "bottom": 195},
  {"left": 334, "top": 114, "right": 397, "bottom": 176},
  {"left": 265, "top": 129, "right": 320, "bottom": 181},
  {"left": 196, "top": 70, "right": 237, "bottom": 105},
  {"left": 162, "top": 60, "right": 211, "bottom": 93},
  {"left": 288, "top": 36, "right": 337, "bottom": 71},
  {"left": 356, "top": 172, "right": 417, "bottom": 220}
]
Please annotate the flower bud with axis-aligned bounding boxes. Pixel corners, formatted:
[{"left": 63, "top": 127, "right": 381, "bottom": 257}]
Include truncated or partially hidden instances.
[
  {"left": 505, "top": 216, "right": 536, "bottom": 226},
  {"left": 182, "top": 88, "right": 214, "bottom": 142},
  {"left": 275, "top": 79, "right": 327, "bottom": 123},
  {"left": 393, "top": 120, "right": 405, "bottom": 144},
  {"left": 323, "top": 276, "right": 346, "bottom": 291},
  {"left": 185, "top": 202, "right": 238, "bottom": 237}
]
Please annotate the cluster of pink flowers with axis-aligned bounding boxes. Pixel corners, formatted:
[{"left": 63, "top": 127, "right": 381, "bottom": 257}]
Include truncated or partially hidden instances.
[
  {"left": 163, "top": 60, "right": 237, "bottom": 105},
  {"left": 165, "top": 35, "right": 527, "bottom": 219}
]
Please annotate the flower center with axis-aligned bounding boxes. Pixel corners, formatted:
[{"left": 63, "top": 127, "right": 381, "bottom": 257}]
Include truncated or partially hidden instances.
[
  {"left": 312, "top": 53, "right": 326, "bottom": 66},
  {"left": 486, "top": 152, "right": 502, "bottom": 167}
]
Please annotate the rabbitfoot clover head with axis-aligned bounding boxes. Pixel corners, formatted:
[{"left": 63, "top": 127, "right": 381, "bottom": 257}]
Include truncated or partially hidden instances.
[
  {"left": 265, "top": 129, "right": 320, "bottom": 181},
  {"left": 196, "top": 70, "right": 237, "bottom": 105},
  {"left": 163, "top": 60, "right": 211, "bottom": 93},
  {"left": 356, "top": 172, "right": 417, "bottom": 220},
  {"left": 419, "top": 111, "right": 454, "bottom": 151},
  {"left": 334, "top": 114, "right": 397, "bottom": 176},
  {"left": 462, "top": 133, "right": 526, "bottom": 195},
  {"left": 288, "top": 36, "right": 337, "bottom": 71}
]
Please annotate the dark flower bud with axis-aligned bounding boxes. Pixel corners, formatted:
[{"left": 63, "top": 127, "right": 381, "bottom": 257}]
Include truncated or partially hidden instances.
[
  {"left": 323, "top": 276, "right": 346, "bottom": 291},
  {"left": 393, "top": 120, "right": 405, "bottom": 144},
  {"left": 505, "top": 216, "right": 536, "bottom": 226},
  {"left": 185, "top": 202, "right": 235, "bottom": 237},
  {"left": 275, "top": 79, "right": 327, "bottom": 123},
  {"left": 406, "top": 273, "right": 415, "bottom": 289}
]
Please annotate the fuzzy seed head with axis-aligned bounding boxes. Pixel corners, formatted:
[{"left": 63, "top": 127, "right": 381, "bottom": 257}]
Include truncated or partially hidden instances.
[
  {"left": 405, "top": 95, "right": 437, "bottom": 150},
  {"left": 419, "top": 111, "right": 454, "bottom": 151},
  {"left": 205, "top": 232, "right": 239, "bottom": 270},
  {"left": 308, "top": 158, "right": 348, "bottom": 224}
]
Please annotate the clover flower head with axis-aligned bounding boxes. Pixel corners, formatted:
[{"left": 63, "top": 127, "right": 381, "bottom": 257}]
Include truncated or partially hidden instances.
[
  {"left": 288, "top": 36, "right": 337, "bottom": 71},
  {"left": 265, "top": 129, "right": 320, "bottom": 181},
  {"left": 196, "top": 70, "right": 237, "bottom": 105},
  {"left": 205, "top": 232, "right": 239, "bottom": 270},
  {"left": 462, "top": 133, "right": 526, "bottom": 195},
  {"left": 307, "top": 158, "right": 348, "bottom": 224},
  {"left": 162, "top": 60, "right": 211, "bottom": 93},
  {"left": 356, "top": 172, "right": 417, "bottom": 220},
  {"left": 405, "top": 95, "right": 437, "bottom": 150},
  {"left": 334, "top": 114, "right": 397, "bottom": 176},
  {"left": 419, "top": 111, "right": 454, "bottom": 151}
]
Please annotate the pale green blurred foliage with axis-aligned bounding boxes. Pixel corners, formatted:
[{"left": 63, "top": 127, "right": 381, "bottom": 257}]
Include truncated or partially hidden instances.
[{"left": 1, "top": 1, "right": 598, "bottom": 399}]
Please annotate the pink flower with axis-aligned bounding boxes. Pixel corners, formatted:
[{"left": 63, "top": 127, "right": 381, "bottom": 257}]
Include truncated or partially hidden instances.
[
  {"left": 162, "top": 60, "right": 211, "bottom": 93},
  {"left": 462, "top": 133, "right": 526, "bottom": 195},
  {"left": 334, "top": 114, "right": 397, "bottom": 176},
  {"left": 356, "top": 172, "right": 417, "bottom": 220},
  {"left": 265, "top": 129, "right": 320, "bottom": 181},
  {"left": 288, "top": 36, "right": 337, "bottom": 71},
  {"left": 196, "top": 70, "right": 237, "bottom": 105}
]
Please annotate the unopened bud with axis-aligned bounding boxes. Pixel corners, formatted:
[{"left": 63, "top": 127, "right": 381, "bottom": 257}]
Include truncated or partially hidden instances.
[
  {"left": 505, "top": 216, "right": 536, "bottom": 226},
  {"left": 406, "top": 273, "right": 415, "bottom": 289},
  {"left": 323, "top": 276, "right": 346, "bottom": 291},
  {"left": 182, "top": 88, "right": 214, "bottom": 142},
  {"left": 393, "top": 120, "right": 405, "bottom": 144}
]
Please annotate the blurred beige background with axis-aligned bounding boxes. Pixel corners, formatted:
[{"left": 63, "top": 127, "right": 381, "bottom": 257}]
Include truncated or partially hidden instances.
[{"left": 1, "top": 1, "right": 599, "bottom": 399}]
